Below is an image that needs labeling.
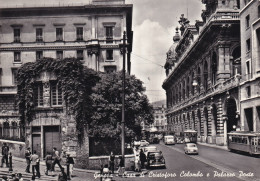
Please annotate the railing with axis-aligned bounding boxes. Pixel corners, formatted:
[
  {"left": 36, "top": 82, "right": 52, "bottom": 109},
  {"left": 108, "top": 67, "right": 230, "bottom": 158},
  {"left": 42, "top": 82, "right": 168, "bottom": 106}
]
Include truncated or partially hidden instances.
[{"left": 0, "top": 86, "right": 17, "bottom": 93}]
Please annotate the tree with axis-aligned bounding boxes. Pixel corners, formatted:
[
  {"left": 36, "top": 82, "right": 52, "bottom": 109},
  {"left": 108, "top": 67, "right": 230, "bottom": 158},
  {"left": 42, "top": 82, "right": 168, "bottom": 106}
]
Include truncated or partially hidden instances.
[{"left": 89, "top": 71, "right": 154, "bottom": 141}]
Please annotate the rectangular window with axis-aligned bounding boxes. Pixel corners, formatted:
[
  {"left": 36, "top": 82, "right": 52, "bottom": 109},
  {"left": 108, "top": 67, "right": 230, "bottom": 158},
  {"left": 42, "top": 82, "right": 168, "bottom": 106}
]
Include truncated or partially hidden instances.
[
  {"left": 34, "top": 83, "right": 43, "bottom": 107},
  {"left": 246, "top": 61, "right": 250, "bottom": 77},
  {"left": 14, "top": 29, "right": 20, "bottom": 42},
  {"left": 14, "top": 52, "right": 21, "bottom": 63},
  {"left": 51, "top": 82, "right": 62, "bottom": 106},
  {"left": 106, "top": 50, "right": 113, "bottom": 61},
  {"left": 12, "top": 69, "right": 18, "bottom": 85},
  {"left": 56, "top": 28, "right": 63, "bottom": 41},
  {"left": 77, "top": 50, "right": 83, "bottom": 60},
  {"left": 36, "top": 28, "right": 43, "bottom": 42},
  {"left": 36, "top": 51, "right": 43, "bottom": 61},
  {"left": 104, "top": 66, "right": 116, "bottom": 73},
  {"left": 56, "top": 51, "right": 63, "bottom": 60},
  {"left": 246, "top": 86, "right": 251, "bottom": 98},
  {"left": 246, "top": 38, "right": 251, "bottom": 52},
  {"left": 76, "top": 27, "right": 83, "bottom": 41},
  {"left": 246, "top": 15, "right": 250, "bottom": 29},
  {"left": 106, "top": 26, "right": 113, "bottom": 43}
]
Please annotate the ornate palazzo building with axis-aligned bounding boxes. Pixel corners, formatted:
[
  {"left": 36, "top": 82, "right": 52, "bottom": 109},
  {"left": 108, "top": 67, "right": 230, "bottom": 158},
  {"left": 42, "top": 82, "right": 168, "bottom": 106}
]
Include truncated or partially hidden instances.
[
  {"left": 0, "top": 0, "right": 133, "bottom": 161},
  {"left": 163, "top": 0, "right": 241, "bottom": 146}
]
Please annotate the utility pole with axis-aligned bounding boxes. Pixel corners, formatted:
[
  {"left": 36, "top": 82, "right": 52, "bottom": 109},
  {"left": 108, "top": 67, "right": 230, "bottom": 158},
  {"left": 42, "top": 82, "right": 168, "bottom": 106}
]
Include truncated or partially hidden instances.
[{"left": 121, "top": 31, "right": 126, "bottom": 166}]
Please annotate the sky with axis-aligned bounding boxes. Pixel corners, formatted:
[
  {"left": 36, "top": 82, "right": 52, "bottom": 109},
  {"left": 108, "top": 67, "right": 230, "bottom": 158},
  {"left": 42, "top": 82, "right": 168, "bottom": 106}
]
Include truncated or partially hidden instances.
[{"left": 0, "top": 0, "right": 204, "bottom": 103}]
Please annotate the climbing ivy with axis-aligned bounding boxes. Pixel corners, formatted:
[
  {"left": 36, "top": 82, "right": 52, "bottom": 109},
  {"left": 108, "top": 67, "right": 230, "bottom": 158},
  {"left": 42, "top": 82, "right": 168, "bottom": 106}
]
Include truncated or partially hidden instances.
[{"left": 17, "top": 57, "right": 99, "bottom": 131}]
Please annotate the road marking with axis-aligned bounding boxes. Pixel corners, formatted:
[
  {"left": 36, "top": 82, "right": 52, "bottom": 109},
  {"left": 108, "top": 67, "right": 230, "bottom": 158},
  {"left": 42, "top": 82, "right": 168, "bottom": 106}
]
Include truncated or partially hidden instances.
[{"left": 164, "top": 145, "right": 260, "bottom": 181}]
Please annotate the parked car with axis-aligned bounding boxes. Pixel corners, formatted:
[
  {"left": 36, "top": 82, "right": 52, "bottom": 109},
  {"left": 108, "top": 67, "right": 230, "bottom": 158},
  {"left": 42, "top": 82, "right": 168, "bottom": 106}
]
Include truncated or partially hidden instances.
[
  {"left": 143, "top": 146, "right": 158, "bottom": 156},
  {"left": 146, "top": 151, "right": 166, "bottom": 169},
  {"left": 184, "top": 143, "right": 199, "bottom": 155},
  {"left": 134, "top": 140, "right": 149, "bottom": 147},
  {"left": 140, "top": 140, "right": 149, "bottom": 147},
  {"left": 152, "top": 137, "right": 160, "bottom": 144}
]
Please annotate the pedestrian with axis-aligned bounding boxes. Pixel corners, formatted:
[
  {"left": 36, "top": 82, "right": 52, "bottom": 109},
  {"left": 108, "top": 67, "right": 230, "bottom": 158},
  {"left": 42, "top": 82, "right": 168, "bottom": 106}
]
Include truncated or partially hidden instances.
[
  {"left": 1, "top": 143, "right": 9, "bottom": 167},
  {"left": 25, "top": 147, "right": 31, "bottom": 173},
  {"left": 30, "top": 150, "right": 41, "bottom": 178},
  {"left": 109, "top": 151, "right": 115, "bottom": 174},
  {"left": 51, "top": 147, "right": 63, "bottom": 172},
  {"left": 45, "top": 152, "right": 53, "bottom": 176},
  {"left": 117, "top": 156, "right": 125, "bottom": 177},
  {"left": 139, "top": 149, "right": 146, "bottom": 169},
  {"left": 66, "top": 153, "right": 74, "bottom": 179},
  {"left": 134, "top": 147, "right": 141, "bottom": 172}
]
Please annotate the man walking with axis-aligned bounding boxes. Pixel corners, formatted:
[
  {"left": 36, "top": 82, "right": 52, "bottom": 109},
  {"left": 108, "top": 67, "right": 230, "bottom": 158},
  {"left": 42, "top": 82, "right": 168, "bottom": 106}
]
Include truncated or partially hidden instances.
[
  {"left": 52, "top": 147, "right": 63, "bottom": 172},
  {"left": 30, "top": 150, "right": 41, "bottom": 178},
  {"left": 25, "top": 147, "right": 31, "bottom": 173},
  {"left": 109, "top": 151, "right": 115, "bottom": 174},
  {"left": 1, "top": 143, "right": 9, "bottom": 167}
]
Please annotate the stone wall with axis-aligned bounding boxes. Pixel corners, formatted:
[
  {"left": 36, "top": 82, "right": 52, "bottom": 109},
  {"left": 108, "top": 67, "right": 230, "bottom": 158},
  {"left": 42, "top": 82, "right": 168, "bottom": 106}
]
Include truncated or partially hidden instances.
[
  {"left": 88, "top": 154, "right": 135, "bottom": 171},
  {"left": 0, "top": 95, "right": 17, "bottom": 111},
  {"left": 0, "top": 139, "right": 25, "bottom": 158}
]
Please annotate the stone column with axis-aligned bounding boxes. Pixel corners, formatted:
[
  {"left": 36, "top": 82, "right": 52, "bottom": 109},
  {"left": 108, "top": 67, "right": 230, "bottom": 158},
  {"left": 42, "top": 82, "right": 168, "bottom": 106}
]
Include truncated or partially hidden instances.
[{"left": 217, "top": 98, "right": 225, "bottom": 145}]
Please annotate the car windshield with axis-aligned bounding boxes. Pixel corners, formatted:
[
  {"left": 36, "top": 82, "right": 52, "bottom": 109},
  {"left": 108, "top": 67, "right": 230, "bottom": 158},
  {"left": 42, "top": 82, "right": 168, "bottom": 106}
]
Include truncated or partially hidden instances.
[
  {"left": 145, "top": 147, "right": 157, "bottom": 152},
  {"left": 149, "top": 152, "right": 162, "bottom": 158},
  {"left": 187, "top": 144, "right": 196, "bottom": 147}
]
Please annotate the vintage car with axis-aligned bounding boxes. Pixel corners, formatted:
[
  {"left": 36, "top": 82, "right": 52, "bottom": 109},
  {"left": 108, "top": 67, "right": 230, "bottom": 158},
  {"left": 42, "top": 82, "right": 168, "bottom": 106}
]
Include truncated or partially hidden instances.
[
  {"left": 143, "top": 146, "right": 158, "bottom": 156},
  {"left": 184, "top": 143, "right": 199, "bottom": 155},
  {"left": 146, "top": 151, "right": 166, "bottom": 169},
  {"left": 134, "top": 140, "right": 149, "bottom": 147}
]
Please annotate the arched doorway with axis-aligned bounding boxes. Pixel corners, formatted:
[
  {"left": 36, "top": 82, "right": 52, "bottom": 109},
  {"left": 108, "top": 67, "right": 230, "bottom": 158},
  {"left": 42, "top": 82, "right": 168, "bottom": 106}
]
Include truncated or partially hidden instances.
[
  {"left": 211, "top": 104, "right": 218, "bottom": 136},
  {"left": 231, "top": 46, "right": 241, "bottom": 76},
  {"left": 204, "top": 107, "right": 209, "bottom": 136},
  {"left": 226, "top": 98, "right": 237, "bottom": 132}
]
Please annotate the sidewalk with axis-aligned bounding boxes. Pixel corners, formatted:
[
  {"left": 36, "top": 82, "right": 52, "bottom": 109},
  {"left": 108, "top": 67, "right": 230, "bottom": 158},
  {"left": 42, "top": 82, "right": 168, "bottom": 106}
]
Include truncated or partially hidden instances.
[
  {"left": 0, "top": 155, "right": 149, "bottom": 180},
  {"left": 197, "top": 142, "right": 228, "bottom": 151}
]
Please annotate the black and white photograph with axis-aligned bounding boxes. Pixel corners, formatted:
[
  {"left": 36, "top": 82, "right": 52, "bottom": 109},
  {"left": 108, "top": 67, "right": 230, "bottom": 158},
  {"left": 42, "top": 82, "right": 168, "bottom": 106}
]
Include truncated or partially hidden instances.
[{"left": 0, "top": 0, "right": 259, "bottom": 180}]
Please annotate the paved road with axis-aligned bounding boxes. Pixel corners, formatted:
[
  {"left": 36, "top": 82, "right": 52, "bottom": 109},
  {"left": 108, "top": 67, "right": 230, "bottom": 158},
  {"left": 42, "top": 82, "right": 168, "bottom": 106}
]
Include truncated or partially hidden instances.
[
  {"left": 120, "top": 143, "right": 260, "bottom": 181},
  {"left": 1, "top": 143, "right": 259, "bottom": 181}
]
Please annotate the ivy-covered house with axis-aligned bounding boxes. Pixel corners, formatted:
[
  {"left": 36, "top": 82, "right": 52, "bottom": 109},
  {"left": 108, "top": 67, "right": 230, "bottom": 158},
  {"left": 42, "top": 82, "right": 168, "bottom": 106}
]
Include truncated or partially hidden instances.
[{"left": 17, "top": 58, "right": 99, "bottom": 167}]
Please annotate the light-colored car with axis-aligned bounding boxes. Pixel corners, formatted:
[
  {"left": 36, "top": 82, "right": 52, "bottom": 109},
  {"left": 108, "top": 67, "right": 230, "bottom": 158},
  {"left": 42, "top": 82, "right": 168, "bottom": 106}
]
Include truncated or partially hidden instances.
[
  {"left": 143, "top": 146, "right": 158, "bottom": 156},
  {"left": 140, "top": 140, "right": 149, "bottom": 147},
  {"left": 184, "top": 143, "right": 199, "bottom": 155},
  {"left": 134, "top": 140, "right": 149, "bottom": 147}
]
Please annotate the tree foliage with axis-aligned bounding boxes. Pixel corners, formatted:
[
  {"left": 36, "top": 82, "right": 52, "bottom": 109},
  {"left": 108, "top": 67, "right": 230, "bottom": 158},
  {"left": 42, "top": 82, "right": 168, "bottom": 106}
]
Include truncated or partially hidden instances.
[
  {"left": 90, "top": 72, "right": 154, "bottom": 140},
  {"left": 17, "top": 58, "right": 99, "bottom": 130}
]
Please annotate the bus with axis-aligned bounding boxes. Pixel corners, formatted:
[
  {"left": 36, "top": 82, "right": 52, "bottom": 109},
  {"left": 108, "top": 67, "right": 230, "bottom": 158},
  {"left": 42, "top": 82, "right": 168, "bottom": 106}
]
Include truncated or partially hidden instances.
[
  {"left": 164, "top": 135, "right": 175, "bottom": 145},
  {"left": 183, "top": 130, "right": 197, "bottom": 143},
  {"left": 227, "top": 131, "right": 260, "bottom": 155}
]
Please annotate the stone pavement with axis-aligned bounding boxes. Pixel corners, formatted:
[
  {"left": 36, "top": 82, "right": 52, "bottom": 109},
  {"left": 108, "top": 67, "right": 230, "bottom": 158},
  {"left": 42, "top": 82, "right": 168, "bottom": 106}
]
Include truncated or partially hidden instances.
[
  {"left": 0, "top": 155, "right": 64, "bottom": 181},
  {"left": 0, "top": 155, "right": 149, "bottom": 181}
]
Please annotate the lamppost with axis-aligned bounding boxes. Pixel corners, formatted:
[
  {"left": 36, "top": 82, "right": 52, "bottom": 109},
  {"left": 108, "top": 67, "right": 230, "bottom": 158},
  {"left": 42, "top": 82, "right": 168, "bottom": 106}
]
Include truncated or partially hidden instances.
[{"left": 121, "top": 31, "right": 126, "bottom": 166}]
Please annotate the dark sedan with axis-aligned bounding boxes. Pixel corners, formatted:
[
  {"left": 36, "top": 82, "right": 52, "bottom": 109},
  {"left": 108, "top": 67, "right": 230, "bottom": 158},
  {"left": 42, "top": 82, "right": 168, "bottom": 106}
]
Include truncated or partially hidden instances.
[{"left": 146, "top": 151, "right": 166, "bottom": 169}]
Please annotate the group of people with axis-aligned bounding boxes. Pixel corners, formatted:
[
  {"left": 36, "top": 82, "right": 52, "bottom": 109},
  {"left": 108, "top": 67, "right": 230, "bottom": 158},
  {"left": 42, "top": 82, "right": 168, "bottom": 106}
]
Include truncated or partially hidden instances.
[
  {"left": 25, "top": 147, "right": 74, "bottom": 180},
  {"left": 134, "top": 146, "right": 147, "bottom": 172}
]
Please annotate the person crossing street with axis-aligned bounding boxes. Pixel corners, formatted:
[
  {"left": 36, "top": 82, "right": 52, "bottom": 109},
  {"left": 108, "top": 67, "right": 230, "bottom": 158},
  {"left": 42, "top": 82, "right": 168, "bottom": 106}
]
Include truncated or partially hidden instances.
[
  {"left": 25, "top": 147, "right": 31, "bottom": 173},
  {"left": 1, "top": 143, "right": 9, "bottom": 168}
]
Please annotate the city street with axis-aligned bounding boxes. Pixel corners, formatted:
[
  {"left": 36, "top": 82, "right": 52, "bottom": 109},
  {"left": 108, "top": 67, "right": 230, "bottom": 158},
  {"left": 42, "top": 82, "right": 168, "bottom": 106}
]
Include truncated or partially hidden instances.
[
  {"left": 120, "top": 143, "right": 260, "bottom": 181},
  {"left": 1, "top": 142, "right": 260, "bottom": 181}
]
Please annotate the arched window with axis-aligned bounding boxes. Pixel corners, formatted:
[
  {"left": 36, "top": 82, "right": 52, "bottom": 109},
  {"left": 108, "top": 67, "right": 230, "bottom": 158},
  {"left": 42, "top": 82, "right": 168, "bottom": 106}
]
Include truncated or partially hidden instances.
[
  {"left": 197, "top": 67, "right": 201, "bottom": 93},
  {"left": 182, "top": 81, "right": 185, "bottom": 100},
  {"left": 211, "top": 52, "right": 218, "bottom": 85},
  {"left": 204, "top": 61, "right": 208, "bottom": 91},
  {"left": 186, "top": 77, "right": 190, "bottom": 98},
  {"left": 191, "top": 72, "right": 195, "bottom": 95},
  {"left": 3, "top": 122, "right": 10, "bottom": 138},
  {"left": 231, "top": 46, "right": 241, "bottom": 76},
  {"left": 12, "top": 122, "right": 19, "bottom": 140}
]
